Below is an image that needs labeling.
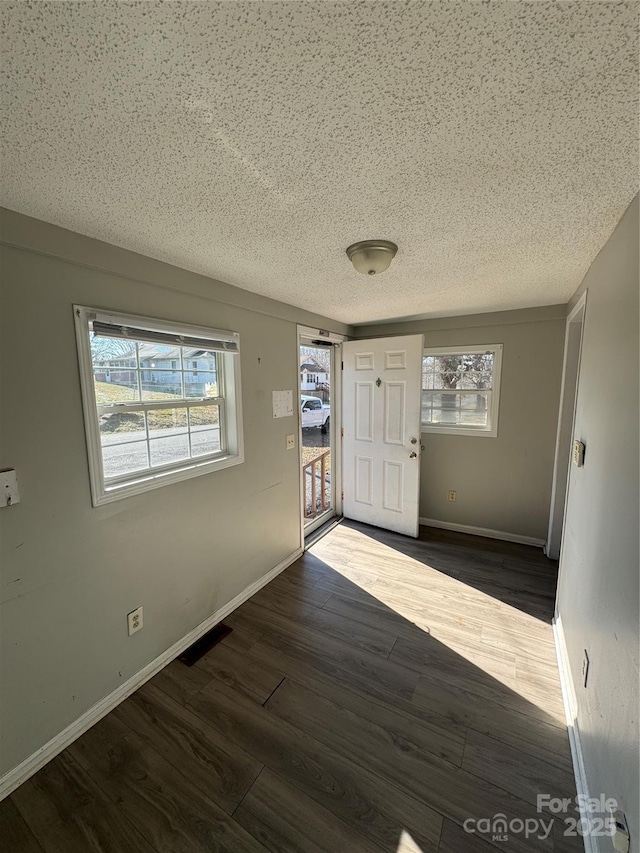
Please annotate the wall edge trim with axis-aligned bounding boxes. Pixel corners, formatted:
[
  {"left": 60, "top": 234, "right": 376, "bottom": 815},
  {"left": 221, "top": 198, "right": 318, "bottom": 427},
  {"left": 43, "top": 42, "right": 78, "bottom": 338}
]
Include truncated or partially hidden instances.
[
  {"left": 419, "top": 517, "right": 545, "bottom": 547},
  {"left": 553, "top": 612, "right": 595, "bottom": 853},
  {"left": 0, "top": 546, "right": 303, "bottom": 802}
]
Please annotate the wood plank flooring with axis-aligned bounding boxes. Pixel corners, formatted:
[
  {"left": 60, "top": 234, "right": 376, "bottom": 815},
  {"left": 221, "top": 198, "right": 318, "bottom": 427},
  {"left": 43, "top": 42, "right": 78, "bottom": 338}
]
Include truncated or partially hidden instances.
[{"left": 2, "top": 521, "right": 582, "bottom": 853}]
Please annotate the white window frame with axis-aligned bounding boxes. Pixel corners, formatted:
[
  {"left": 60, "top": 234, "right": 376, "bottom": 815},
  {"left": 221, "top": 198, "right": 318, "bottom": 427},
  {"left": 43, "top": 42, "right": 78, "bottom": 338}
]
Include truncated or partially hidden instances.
[
  {"left": 421, "top": 344, "right": 503, "bottom": 438},
  {"left": 74, "top": 305, "right": 244, "bottom": 506}
]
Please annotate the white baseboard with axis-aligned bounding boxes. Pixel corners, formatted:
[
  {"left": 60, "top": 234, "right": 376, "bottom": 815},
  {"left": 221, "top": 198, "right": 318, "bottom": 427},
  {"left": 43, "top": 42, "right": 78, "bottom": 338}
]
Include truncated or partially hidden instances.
[
  {"left": 553, "top": 612, "right": 594, "bottom": 853},
  {"left": 0, "top": 546, "right": 303, "bottom": 802},
  {"left": 419, "top": 517, "right": 545, "bottom": 548}
]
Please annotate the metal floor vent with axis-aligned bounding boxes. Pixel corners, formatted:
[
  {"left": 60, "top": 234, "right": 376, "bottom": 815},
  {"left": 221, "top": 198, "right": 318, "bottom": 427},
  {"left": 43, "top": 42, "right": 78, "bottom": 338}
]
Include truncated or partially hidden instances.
[{"left": 178, "top": 623, "right": 233, "bottom": 667}]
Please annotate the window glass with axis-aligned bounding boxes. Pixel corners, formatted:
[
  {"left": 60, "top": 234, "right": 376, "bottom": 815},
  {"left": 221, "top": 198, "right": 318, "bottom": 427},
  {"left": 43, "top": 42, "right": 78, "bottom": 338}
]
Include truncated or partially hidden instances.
[
  {"left": 78, "top": 307, "right": 242, "bottom": 504},
  {"left": 421, "top": 347, "right": 501, "bottom": 436},
  {"left": 190, "top": 404, "right": 221, "bottom": 457},
  {"left": 101, "top": 414, "right": 148, "bottom": 478}
]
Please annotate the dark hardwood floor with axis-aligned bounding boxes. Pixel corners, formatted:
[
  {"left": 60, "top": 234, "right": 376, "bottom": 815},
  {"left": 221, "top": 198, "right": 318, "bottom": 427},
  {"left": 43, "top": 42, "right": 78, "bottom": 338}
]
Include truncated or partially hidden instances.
[{"left": 2, "top": 522, "right": 583, "bottom": 853}]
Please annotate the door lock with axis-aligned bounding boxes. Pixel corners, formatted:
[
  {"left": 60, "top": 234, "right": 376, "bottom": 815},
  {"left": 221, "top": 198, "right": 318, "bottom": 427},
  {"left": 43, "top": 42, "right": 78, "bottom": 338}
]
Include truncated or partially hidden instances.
[{"left": 410, "top": 437, "right": 417, "bottom": 444}]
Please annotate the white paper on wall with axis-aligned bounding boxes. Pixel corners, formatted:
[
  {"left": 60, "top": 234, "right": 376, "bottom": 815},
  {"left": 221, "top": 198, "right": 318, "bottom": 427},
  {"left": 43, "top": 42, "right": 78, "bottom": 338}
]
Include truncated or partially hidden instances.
[{"left": 272, "top": 389, "right": 294, "bottom": 419}]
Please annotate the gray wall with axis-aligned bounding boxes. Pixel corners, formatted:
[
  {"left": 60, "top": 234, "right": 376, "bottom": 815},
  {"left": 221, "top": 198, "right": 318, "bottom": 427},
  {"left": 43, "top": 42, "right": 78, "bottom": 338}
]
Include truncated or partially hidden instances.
[
  {"left": 557, "top": 195, "right": 639, "bottom": 849},
  {"left": 353, "top": 306, "right": 567, "bottom": 541},
  {"left": 0, "top": 209, "right": 349, "bottom": 777}
]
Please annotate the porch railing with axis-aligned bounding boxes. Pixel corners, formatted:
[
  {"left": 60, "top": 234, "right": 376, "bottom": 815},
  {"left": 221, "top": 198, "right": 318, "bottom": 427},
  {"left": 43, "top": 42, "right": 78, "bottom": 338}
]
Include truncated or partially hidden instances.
[{"left": 303, "top": 450, "right": 331, "bottom": 520}]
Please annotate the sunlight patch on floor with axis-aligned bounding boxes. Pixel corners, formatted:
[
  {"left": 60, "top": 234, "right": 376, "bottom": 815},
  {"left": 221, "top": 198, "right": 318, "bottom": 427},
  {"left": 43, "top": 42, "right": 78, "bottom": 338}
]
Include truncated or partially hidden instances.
[
  {"left": 310, "top": 526, "right": 564, "bottom": 721},
  {"left": 311, "top": 526, "right": 548, "bottom": 630},
  {"left": 396, "top": 829, "right": 426, "bottom": 853}
]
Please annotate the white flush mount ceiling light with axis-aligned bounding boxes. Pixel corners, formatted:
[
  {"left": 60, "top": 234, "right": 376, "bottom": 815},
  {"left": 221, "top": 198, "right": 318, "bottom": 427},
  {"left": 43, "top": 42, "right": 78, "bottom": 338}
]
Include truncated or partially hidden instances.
[{"left": 346, "top": 240, "right": 398, "bottom": 275}]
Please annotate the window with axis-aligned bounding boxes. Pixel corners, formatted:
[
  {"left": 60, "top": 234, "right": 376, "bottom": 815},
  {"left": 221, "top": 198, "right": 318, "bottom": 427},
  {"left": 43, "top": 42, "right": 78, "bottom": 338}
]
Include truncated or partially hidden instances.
[
  {"left": 302, "top": 398, "right": 322, "bottom": 411},
  {"left": 74, "top": 306, "right": 243, "bottom": 505},
  {"left": 421, "top": 344, "right": 503, "bottom": 437}
]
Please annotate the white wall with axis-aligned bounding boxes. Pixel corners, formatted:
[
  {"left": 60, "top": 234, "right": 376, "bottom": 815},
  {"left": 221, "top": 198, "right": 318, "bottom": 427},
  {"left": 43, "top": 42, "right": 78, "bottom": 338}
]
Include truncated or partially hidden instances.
[
  {"left": 556, "top": 195, "right": 639, "bottom": 850},
  {"left": 353, "top": 306, "right": 567, "bottom": 541},
  {"left": 0, "top": 209, "right": 350, "bottom": 779}
]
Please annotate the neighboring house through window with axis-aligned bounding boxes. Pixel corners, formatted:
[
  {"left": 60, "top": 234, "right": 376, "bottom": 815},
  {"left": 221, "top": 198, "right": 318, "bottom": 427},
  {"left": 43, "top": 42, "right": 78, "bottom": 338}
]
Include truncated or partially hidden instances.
[
  {"left": 74, "top": 305, "right": 244, "bottom": 505},
  {"left": 300, "top": 356, "right": 327, "bottom": 389},
  {"left": 421, "top": 344, "right": 503, "bottom": 437}
]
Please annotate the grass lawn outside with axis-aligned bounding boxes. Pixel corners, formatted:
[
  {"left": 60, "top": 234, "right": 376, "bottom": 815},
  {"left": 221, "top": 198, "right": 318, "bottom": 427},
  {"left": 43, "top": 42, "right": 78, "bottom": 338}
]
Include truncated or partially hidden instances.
[{"left": 94, "top": 382, "right": 219, "bottom": 431}]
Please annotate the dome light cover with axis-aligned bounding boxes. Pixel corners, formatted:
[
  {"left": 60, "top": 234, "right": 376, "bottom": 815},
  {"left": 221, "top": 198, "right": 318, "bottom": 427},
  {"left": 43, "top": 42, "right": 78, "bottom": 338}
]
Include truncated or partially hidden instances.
[{"left": 346, "top": 240, "right": 398, "bottom": 275}]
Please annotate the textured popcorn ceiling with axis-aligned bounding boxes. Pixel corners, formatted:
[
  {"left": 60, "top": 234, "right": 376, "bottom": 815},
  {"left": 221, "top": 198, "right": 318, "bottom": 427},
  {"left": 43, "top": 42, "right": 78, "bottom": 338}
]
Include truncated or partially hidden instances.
[{"left": 1, "top": 2, "right": 638, "bottom": 325}]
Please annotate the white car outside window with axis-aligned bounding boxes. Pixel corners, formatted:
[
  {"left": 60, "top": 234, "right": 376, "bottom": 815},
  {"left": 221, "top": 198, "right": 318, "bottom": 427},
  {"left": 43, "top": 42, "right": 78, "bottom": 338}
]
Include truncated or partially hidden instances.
[{"left": 301, "top": 395, "right": 330, "bottom": 431}]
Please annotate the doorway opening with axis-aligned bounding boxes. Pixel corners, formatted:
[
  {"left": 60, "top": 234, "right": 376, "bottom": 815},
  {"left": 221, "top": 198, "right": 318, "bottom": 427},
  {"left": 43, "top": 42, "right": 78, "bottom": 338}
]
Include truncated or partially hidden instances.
[
  {"left": 298, "top": 330, "right": 341, "bottom": 535},
  {"left": 546, "top": 292, "right": 587, "bottom": 559}
]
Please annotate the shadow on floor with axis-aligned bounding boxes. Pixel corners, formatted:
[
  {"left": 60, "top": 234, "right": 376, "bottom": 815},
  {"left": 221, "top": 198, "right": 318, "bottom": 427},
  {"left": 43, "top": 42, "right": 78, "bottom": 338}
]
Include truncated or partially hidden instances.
[{"left": 4, "top": 521, "right": 582, "bottom": 853}]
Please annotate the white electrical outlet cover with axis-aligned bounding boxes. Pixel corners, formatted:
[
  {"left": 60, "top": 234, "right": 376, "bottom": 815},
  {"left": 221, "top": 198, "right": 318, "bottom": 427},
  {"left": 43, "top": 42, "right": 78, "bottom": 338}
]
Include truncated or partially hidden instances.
[{"left": 127, "top": 606, "right": 143, "bottom": 635}]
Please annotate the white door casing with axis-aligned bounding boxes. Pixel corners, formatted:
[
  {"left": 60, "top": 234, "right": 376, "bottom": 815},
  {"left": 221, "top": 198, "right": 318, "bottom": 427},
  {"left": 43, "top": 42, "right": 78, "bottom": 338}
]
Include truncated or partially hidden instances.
[
  {"left": 298, "top": 325, "right": 345, "bottom": 539},
  {"left": 342, "top": 335, "right": 423, "bottom": 537}
]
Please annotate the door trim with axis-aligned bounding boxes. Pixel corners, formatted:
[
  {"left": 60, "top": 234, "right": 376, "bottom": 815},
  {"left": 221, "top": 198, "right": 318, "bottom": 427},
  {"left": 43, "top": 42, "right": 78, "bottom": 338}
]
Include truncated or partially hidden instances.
[
  {"left": 546, "top": 292, "right": 587, "bottom": 559},
  {"left": 297, "top": 326, "right": 344, "bottom": 543}
]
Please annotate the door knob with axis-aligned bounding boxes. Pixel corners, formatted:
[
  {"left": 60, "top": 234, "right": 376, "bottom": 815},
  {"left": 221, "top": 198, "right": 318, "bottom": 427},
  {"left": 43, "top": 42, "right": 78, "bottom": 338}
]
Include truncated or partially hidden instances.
[{"left": 409, "top": 451, "right": 418, "bottom": 459}]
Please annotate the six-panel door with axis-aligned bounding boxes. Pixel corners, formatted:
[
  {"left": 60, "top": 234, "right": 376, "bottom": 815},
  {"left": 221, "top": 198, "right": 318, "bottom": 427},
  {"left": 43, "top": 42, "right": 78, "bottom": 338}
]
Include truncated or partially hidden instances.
[{"left": 342, "top": 335, "right": 423, "bottom": 537}]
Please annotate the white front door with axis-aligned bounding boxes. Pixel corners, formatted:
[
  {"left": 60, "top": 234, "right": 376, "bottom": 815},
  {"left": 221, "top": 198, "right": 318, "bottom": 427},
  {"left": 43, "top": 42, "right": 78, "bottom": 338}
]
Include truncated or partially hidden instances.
[{"left": 342, "top": 335, "right": 423, "bottom": 537}]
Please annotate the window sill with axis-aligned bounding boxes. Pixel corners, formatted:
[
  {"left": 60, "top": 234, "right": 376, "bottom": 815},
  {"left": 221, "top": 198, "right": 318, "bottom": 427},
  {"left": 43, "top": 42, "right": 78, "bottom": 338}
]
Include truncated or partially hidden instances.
[
  {"left": 92, "top": 452, "right": 243, "bottom": 506},
  {"left": 421, "top": 426, "right": 498, "bottom": 438}
]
